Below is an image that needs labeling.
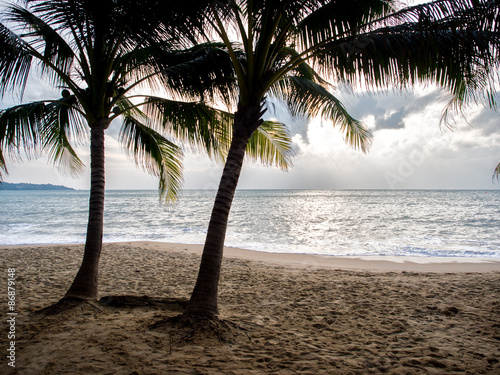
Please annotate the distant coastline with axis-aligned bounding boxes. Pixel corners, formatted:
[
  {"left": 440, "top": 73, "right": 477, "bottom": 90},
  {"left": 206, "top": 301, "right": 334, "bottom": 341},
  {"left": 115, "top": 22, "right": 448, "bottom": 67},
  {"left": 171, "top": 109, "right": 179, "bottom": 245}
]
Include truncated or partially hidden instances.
[{"left": 0, "top": 182, "right": 74, "bottom": 191}]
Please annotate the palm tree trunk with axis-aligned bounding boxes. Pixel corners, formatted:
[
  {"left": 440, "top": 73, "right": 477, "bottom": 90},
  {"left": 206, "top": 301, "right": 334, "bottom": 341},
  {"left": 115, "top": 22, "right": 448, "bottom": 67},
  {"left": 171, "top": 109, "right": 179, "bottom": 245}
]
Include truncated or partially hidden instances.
[
  {"left": 64, "top": 127, "right": 105, "bottom": 300},
  {"left": 185, "top": 101, "right": 263, "bottom": 318}
]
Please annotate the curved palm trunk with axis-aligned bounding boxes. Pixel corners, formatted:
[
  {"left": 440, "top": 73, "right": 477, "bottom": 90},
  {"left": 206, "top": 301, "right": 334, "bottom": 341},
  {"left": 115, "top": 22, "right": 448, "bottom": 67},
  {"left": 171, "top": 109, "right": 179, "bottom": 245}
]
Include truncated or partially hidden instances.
[
  {"left": 185, "top": 101, "right": 263, "bottom": 318},
  {"left": 64, "top": 127, "right": 105, "bottom": 300}
]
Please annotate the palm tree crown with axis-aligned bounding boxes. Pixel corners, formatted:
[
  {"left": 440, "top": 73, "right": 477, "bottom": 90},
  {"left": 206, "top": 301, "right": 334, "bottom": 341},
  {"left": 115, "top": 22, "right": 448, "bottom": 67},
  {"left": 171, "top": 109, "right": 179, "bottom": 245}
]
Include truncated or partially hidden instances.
[{"left": 0, "top": 0, "right": 237, "bottom": 195}]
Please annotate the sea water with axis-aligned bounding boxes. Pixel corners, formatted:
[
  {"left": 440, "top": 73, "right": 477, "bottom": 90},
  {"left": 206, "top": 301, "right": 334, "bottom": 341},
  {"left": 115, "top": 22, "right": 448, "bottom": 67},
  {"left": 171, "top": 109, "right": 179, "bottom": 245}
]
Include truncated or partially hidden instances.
[{"left": 0, "top": 189, "right": 499, "bottom": 258}]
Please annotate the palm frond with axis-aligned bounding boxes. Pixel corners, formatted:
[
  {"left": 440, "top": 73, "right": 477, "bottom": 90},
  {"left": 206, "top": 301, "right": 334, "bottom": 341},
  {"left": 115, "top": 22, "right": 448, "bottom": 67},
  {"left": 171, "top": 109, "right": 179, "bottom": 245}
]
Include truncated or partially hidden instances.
[
  {"left": 493, "top": 161, "right": 500, "bottom": 181},
  {"left": 270, "top": 75, "right": 372, "bottom": 152},
  {"left": 439, "top": 69, "right": 497, "bottom": 127},
  {"left": 321, "top": 27, "right": 499, "bottom": 115},
  {"left": 378, "top": 0, "right": 496, "bottom": 30},
  {"left": 141, "top": 96, "right": 233, "bottom": 162},
  {"left": 246, "top": 120, "right": 294, "bottom": 171},
  {"left": 114, "top": 0, "right": 212, "bottom": 47},
  {"left": 0, "top": 23, "right": 33, "bottom": 97},
  {"left": 119, "top": 116, "right": 183, "bottom": 203},
  {"left": 311, "top": 0, "right": 500, "bottom": 115},
  {"left": 0, "top": 98, "right": 87, "bottom": 176},
  {"left": 0, "top": 148, "right": 7, "bottom": 179},
  {"left": 110, "top": 96, "right": 147, "bottom": 121},
  {"left": 7, "top": 4, "right": 75, "bottom": 86},
  {"left": 125, "top": 43, "right": 237, "bottom": 107},
  {"left": 297, "top": 0, "right": 394, "bottom": 49},
  {"left": 140, "top": 95, "right": 295, "bottom": 169},
  {"left": 0, "top": 101, "right": 46, "bottom": 161},
  {"left": 40, "top": 97, "right": 87, "bottom": 176}
]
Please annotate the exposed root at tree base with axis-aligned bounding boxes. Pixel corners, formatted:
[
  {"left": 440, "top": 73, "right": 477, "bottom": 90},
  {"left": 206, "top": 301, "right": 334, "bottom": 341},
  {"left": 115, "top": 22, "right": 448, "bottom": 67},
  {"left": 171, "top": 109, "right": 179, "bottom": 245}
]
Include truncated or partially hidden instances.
[
  {"left": 149, "top": 314, "right": 250, "bottom": 347},
  {"left": 35, "top": 297, "right": 102, "bottom": 317}
]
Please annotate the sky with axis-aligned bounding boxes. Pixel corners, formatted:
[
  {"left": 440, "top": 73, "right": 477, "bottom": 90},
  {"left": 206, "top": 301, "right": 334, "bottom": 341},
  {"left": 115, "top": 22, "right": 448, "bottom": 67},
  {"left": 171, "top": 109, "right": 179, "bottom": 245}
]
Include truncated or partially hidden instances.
[
  {"left": 1, "top": 1, "right": 499, "bottom": 191},
  {"left": 2, "top": 82, "right": 499, "bottom": 191}
]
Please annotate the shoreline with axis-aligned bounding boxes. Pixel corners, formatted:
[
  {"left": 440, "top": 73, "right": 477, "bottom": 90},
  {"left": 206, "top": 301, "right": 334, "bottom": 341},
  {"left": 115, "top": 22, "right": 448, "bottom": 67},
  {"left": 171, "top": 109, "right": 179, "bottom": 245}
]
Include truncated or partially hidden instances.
[{"left": 2, "top": 241, "right": 499, "bottom": 273}]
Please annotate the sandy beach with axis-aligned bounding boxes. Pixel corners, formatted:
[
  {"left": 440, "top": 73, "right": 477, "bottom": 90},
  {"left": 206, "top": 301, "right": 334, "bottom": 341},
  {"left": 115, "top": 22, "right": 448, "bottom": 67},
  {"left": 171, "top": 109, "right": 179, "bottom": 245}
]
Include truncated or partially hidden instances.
[{"left": 1, "top": 242, "right": 499, "bottom": 374}]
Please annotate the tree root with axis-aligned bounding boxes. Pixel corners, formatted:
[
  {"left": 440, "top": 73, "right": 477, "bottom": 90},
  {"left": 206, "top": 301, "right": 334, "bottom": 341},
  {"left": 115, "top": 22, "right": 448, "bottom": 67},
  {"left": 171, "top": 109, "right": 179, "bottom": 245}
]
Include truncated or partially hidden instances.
[
  {"left": 149, "top": 314, "right": 249, "bottom": 347},
  {"left": 35, "top": 297, "right": 102, "bottom": 316}
]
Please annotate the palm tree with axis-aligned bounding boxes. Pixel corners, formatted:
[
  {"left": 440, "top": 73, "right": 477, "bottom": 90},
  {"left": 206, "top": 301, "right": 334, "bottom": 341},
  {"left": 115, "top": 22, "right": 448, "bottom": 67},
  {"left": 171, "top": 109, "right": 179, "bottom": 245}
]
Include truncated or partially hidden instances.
[
  {"left": 183, "top": 0, "right": 500, "bottom": 319},
  {"left": 0, "top": 0, "right": 293, "bottom": 302}
]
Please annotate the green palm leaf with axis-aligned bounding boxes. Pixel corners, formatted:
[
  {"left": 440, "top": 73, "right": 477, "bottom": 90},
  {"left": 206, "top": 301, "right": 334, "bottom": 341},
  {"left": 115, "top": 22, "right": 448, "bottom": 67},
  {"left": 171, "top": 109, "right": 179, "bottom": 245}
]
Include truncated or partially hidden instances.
[
  {"left": 329, "top": 27, "right": 497, "bottom": 91},
  {"left": 0, "top": 149, "right": 6, "bottom": 179},
  {"left": 246, "top": 121, "right": 294, "bottom": 171},
  {"left": 119, "top": 115, "right": 183, "bottom": 203},
  {"left": 122, "top": 43, "right": 237, "bottom": 107}
]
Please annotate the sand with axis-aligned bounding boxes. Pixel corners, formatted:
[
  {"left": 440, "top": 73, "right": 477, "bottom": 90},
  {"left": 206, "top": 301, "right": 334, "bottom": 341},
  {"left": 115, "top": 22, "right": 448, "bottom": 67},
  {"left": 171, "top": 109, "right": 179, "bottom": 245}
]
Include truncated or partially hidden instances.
[{"left": 0, "top": 241, "right": 499, "bottom": 374}]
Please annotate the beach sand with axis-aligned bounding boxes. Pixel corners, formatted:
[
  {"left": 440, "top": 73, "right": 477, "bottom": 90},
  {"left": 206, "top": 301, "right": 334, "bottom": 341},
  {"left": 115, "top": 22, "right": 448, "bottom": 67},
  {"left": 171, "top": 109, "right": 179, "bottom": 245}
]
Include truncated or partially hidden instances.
[{"left": 0, "top": 242, "right": 499, "bottom": 374}]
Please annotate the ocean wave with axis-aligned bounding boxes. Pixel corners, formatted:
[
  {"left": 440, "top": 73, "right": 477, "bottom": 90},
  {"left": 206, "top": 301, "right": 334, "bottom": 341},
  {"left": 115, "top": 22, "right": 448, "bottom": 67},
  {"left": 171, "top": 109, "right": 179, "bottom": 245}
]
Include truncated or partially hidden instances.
[{"left": 1, "top": 189, "right": 499, "bottom": 257}]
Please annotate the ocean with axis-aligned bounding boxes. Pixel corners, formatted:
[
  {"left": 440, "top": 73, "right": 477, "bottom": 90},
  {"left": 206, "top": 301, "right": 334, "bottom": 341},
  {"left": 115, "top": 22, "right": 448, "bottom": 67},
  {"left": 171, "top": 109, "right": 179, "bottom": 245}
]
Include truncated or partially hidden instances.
[{"left": 0, "top": 189, "right": 499, "bottom": 258}]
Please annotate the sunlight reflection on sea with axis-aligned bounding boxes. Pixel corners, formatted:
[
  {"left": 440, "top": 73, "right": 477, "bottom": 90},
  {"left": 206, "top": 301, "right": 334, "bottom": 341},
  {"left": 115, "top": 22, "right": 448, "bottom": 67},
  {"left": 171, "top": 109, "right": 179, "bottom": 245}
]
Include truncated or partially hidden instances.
[{"left": 1, "top": 189, "right": 499, "bottom": 257}]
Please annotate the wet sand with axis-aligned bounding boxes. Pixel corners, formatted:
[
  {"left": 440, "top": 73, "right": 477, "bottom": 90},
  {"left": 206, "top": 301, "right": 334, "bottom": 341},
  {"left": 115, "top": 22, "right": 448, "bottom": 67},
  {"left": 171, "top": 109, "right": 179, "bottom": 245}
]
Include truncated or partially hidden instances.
[{"left": 1, "top": 242, "right": 499, "bottom": 374}]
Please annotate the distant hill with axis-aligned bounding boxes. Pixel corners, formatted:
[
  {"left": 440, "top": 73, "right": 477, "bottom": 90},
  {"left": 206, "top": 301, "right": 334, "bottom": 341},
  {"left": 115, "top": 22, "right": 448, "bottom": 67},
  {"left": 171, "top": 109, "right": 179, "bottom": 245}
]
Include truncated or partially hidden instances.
[{"left": 0, "top": 182, "right": 75, "bottom": 191}]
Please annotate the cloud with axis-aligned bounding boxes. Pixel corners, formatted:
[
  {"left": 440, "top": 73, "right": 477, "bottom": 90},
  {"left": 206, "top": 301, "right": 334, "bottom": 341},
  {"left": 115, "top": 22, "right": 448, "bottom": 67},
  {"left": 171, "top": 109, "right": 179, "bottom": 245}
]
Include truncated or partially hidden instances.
[
  {"left": 464, "top": 106, "right": 500, "bottom": 137},
  {"left": 376, "top": 107, "right": 406, "bottom": 130},
  {"left": 263, "top": 86, "right": 444, "bottom": 136},
  {"left": 342, "top": 89, "right": 443, "bottom": 131}
]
